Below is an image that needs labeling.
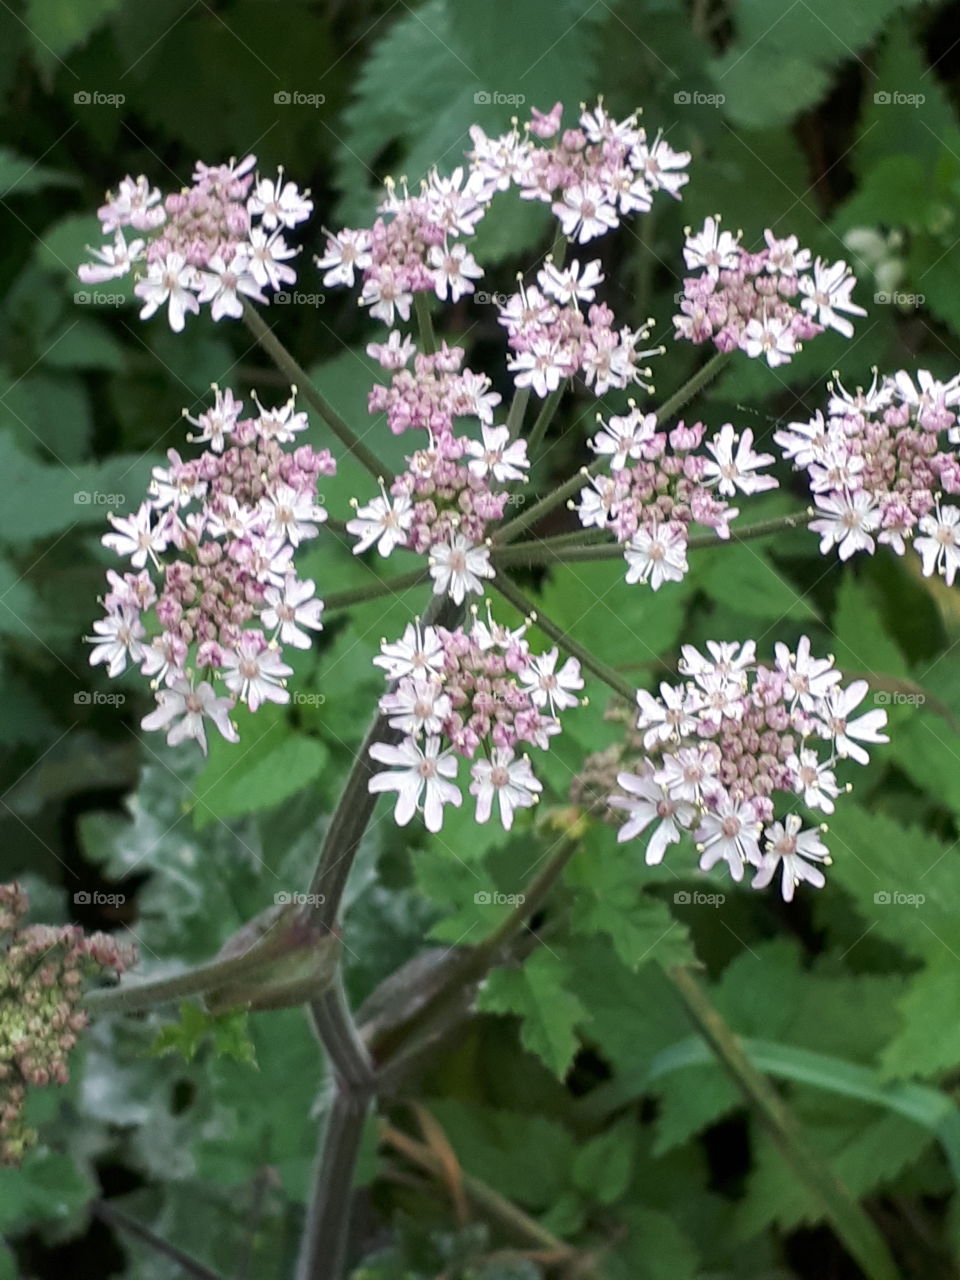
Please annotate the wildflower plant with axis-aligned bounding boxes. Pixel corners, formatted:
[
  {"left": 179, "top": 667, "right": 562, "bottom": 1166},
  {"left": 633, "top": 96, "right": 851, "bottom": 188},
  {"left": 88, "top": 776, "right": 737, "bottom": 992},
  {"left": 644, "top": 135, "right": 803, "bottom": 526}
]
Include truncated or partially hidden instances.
[{"left": 63, "top": 96, "right": 960, "bottom": 1280}]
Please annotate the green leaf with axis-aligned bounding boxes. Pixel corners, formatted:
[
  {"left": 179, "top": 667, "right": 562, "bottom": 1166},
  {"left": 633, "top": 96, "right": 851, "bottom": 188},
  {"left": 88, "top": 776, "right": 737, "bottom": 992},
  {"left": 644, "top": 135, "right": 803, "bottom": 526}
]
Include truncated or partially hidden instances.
[
  {"left": 832, "top": 574, "right": 906, "bottom": 678},
  {"left": 571, "top": 1118, "right": 636, "bottom": 1204},
  {"left": 149, "top": 1002, "right": 257, "bottom": 1066},
  {"left": 692, "top": 542, "right": 818, "bottom": 620},
  {"left": 0, "top": 1148, "right": 94, "bottom": 1232},
  {"left": 881, "top": 953, "right": 960, "bottom": 1080},
  {"left": 25, "top": 0, "right": 123, "bottom": 62},
  {"left": 0, "top": 145, "right": 76, "bottom": 197},
  {"left": 477, "top": 949, "right": 589, "bottom": 1078}
]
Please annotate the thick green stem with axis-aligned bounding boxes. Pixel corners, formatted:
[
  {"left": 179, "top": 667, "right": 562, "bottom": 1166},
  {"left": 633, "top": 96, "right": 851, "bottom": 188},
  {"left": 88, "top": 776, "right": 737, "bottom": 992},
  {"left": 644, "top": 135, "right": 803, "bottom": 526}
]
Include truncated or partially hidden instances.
[
  {"left": 493, "top": 573, "right": 635, "bottom": 703},
  {"left": 297, "top": 1092, "right": 370, "bottom": 1280},
  {"left": 525, "top": 384, "right": 566, "bottom": 459},
  {"left": 666, "top": 964, "right": 901, "bottom": 1280},
  {"left": 241, "top": 301, "right": 389, "bottom": 482},
  {"left": 505, "top": 387, "right": 530, "bottom": 441},
  {"left": 84, "top": 937, "right": 292, "bottom": 1015}
]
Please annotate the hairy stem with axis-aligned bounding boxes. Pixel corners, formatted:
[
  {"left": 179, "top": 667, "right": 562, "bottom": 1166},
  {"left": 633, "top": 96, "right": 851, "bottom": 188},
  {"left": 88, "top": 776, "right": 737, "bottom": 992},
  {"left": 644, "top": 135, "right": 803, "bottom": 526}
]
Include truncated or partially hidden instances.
[
  {"left": 322, "top": 569, "right": 431, "bottom": 613},
  {"left": 241, "top": 301, "right": 389, "bottom": 482},
  {"left": 666, "top": 964, "right": 901, "bottom": 1280},
  {"left": 492, "top": 573, "right": 635, "bottom": 702}
]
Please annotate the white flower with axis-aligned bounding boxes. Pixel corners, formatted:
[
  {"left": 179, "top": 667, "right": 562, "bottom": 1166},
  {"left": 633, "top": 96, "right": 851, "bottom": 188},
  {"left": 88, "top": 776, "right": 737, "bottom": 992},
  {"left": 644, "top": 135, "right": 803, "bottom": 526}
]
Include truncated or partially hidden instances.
[
  {"left": 99, "top": 175, "right": 164, "bottom": 233},
  {"left": 183, "top": 386, "right": 243, "bottom": 452},
  {"left": 762, "top": 231, "right": 811, "bottom": 276},
  {"left": 814, "top": 680, "right": 889, "bottom": 766},
  {"left": 702, "top": 424, "right": 777, "bottom": 497},
  {"left": 246, "top": 226, "right": 297, "bottom": 290},
  {"left": 742, "top": 314, "right": 797, "bottom": 367},
  {"left": 134, "top": 252, "right": 200, "bottom": 332},
  {"left": 85, "top": 608, "right": 144, "bottom": 677},
  {"left": 826, "top": 371, "right": 893, "bottom": 417},
  {"left": 786, "top": 749, "right": 841, "bottom": 814},
  {"left": 656, "top": 745, "right": 721, "bottom": 805},
  {"left": 317, "top": 228, "right": 372, "bottom": 288},
  {"left": 519, "top": 648, "right": 583, "bottom": 713},
  {"left": 361, "top": 266, "right": 413, "bottom": 326},
  {"left": 552, "top": 183, "right": 619, "bottom": 242},
  {"left": 635, "top": 683, "right": 699, "bottom": 749},
  {"left": 221, "top": 634, "right": 292, "bottom": 711},
  {"left": 683, "top": 216, "right": 740, "bottom": 279},
  {"left": 575, "top": 474, "right": 618, "bottom": 530},
  {"left": 347, "top": 491, "right": 413, "bottom": 556},
  {"left": 811, "top": 490, "right": 880, "bottom": 560},
  {"left": 589, "top": 408, "right": 657, "bottom": 470},
  {"left": 470, "top": 749, "right": 542, "bottom": 829},
  {"left": 102, "top": 502, "right": 168, "bottom": 569},
  {"left": 374, "top": 620, "right": 445, "bottom": 680},
  {"left": 774, "top": 636, "right": 842, "bottom": 708},
  {"left": 139, "top": 633, "right": 187, "bottom": 687},
  {"left": 254, "top": 392, "right": 309, "bottom": 443},
  {"left": 78, "top": 228, "right": 144, "bottom": 283},
  {"left": 609, "top": 767, "right": 694, "bottom": 864},
  {"left": 798, "top": 257, "right": 867, "bottom": 338},
  {"left": 631, "top": 133, "right": 690, "bottom": 197},
  {"left": 196, "top": 250, "right": 265, "bottom": 321},
  {"left": 368, "top": 735, "right": 461, "bottom": 832},
  {"left": 141, "top": 679, "right": 239, "bottom": 755},
  {"left": 248, "top": 170, "right": 313, "bottom": 230},
  {"left": 259, "top": 484, "right": 326, "bottom": 546},
  {"left": 366, "top": 329, "right": 415, "bottom": 369},
  {"left": 774, "top": 410, "right": 832, "bottom": 468},
  {"left": 261, "top": 577, "right": 324, "bottom": 649},
  {"left": 696, "top": 794, "right": 763, "bottom": 881},
  {"left": 429, "top": 241, "right": 483, "bottom": 302},
  {"left": 752, "top": 815, "right": 830, "bottom": 902},
  {"left": 507, "top": 336, "right": 573, "bottom": 398},
  {"left": 380, "top": 676, "right": 451, "bottom": 737},
  {"left": 539, "top": 258, "right": 604, "bottom": 306},
  {"left": 624, "top": 520, "right": 688, "bottom": 590},
  {"left": 464, "top": 425, "right": 529, "bottom": 483},
  {"left": 914, "top": 504, "right": 960, "bottom": 586},
  {"left": 457, "top": 369, "right": 501, "bottom": 424},
  {"left": 429, "top": 535, "right": 494, "bottom": 604}
]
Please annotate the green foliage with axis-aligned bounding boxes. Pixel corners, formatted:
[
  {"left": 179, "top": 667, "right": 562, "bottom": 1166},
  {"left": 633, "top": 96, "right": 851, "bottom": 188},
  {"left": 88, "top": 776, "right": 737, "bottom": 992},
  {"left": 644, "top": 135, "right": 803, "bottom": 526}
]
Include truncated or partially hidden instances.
[{"left": 148, "top": 1002, "right": 257, "bottom": 1066}]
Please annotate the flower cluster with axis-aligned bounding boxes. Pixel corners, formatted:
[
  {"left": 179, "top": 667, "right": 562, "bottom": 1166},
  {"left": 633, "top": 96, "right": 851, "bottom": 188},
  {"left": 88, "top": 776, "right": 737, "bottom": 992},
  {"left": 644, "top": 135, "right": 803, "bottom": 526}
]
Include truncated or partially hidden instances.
[
  {"left": 574, "top": 408, "right": 777, "bottom": 587},
  {"left": 606, "top": 639, "right": 888, "bottom": 900},
  {"left": 499, "top": 257, "right": 660, "bottom": 398},
  {"left": 368, "top": 610, "right": 583, "bottom": 831},
  {"left": 776, "top": 370, "right": 960, "bottom": 584},
  {"left": 1, "top": 883, "right": 133, "bottom": 1165},
  {"left": 86, "top": 387, "right": 334, "bottom": 752},
  {"left": 80, "top": 156, "right": 312, "bottom": 330},
  {"left": 470, "top": 99, "right": 690, "bottom": 241},
  {"left": 674, "top": 218, "right": 865, "bottom": 366},
  {"left": 350, "top": 342, "right": 529, "bottom": 605}
]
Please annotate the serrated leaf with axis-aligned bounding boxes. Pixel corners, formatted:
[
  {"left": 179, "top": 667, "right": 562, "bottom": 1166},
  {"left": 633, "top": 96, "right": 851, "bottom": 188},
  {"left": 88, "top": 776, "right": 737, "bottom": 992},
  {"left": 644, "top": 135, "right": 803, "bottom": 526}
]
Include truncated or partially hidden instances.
[
  {"left": 572, "top": 1118, "right": 636, "bottom": 1204},
  {"left": 478, "top": 949, "right": 588, "bottom": 1078},
  {"left": 692, "top": 541, "right": 817, "bottom": 621},
  {"left": 149, "top": 1002, "right": 257, "bottom": 1066}
]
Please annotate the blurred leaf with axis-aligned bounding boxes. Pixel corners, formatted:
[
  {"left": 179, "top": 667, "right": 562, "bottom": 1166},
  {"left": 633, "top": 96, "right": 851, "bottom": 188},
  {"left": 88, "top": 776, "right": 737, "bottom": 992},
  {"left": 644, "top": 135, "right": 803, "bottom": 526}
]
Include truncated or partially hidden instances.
[{"left": 477, "top": 949, "right": 589, "bottom": 1078}]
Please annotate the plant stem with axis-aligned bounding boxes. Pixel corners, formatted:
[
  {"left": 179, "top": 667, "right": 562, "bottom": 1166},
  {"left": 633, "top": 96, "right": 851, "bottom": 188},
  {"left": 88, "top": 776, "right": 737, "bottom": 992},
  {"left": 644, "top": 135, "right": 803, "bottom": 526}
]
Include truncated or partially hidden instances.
[
  {"left": 93, "top": 1202, "right": 223, "bottom": 1280},
  {"left": 83, "top": 937, "right": 293, "bottom": 1015},
  {"left": 505, "top": 387, "right": 530, "bottom": 441},
  {"left": 322, "top": 569, "right": 430, "bottom": 613},
  {"left": 525, "top": 384, "right": 566, "bottom": 459},
  {"left": 241, "top": 301, "right": 389, "bottom": 483},
  {"left": 414, "top": 292, "right": 437, "bottom": 356},
  {"left": 666, "top": 964, "right": 901, "bottom": 1280},
  {"left": 492, "top": 574, "right": 635, "bottom": 703},
  {"left": 653, "top": 350, "right": 729, "bottom": 425}
]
